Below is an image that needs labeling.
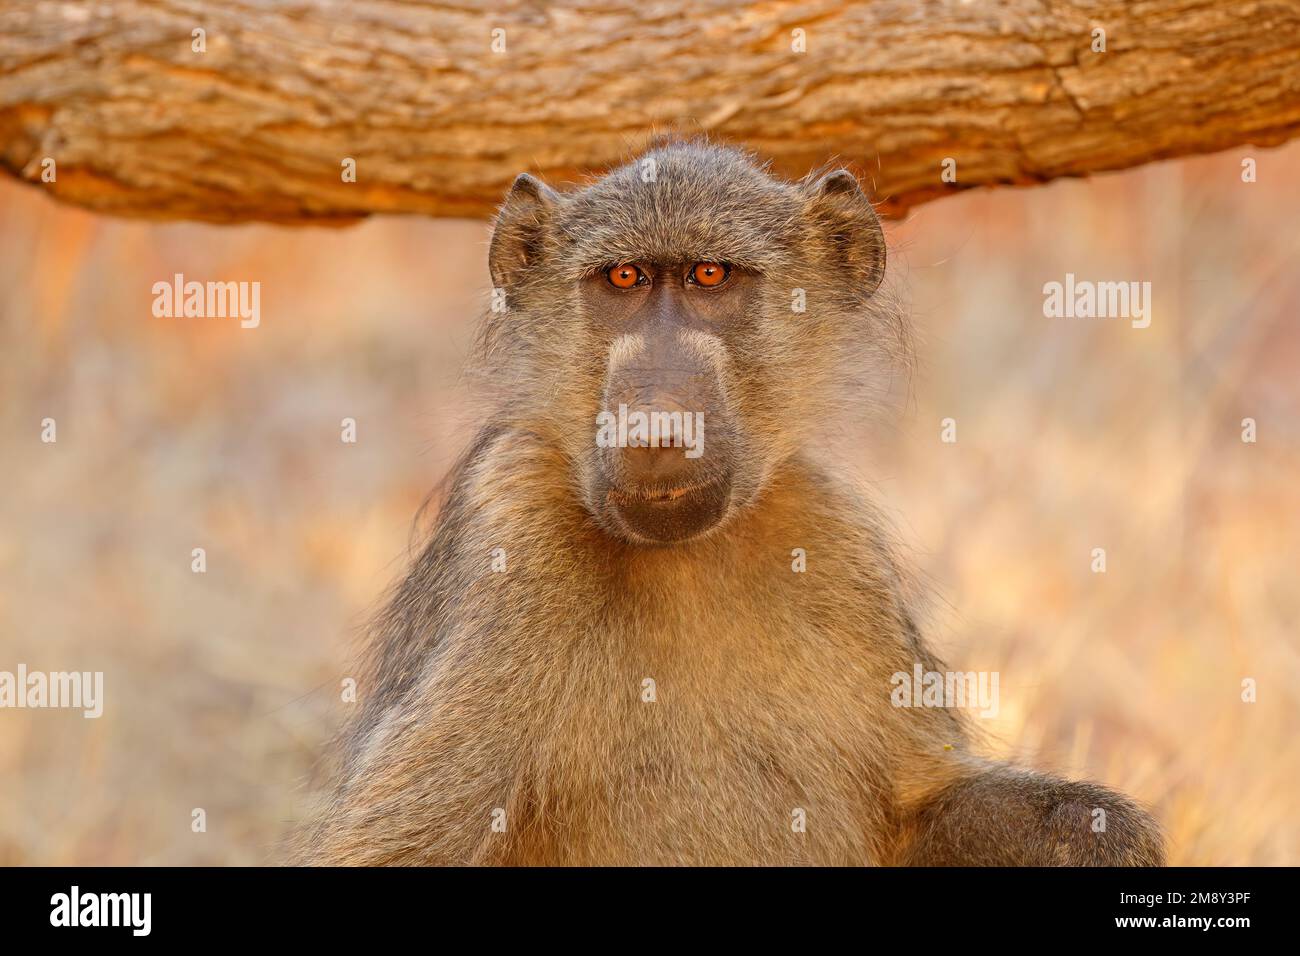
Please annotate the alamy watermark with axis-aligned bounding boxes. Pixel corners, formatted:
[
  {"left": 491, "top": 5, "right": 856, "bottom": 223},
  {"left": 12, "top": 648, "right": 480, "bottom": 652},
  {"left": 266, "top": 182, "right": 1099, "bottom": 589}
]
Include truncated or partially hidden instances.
[
  {"left": 50, "top": 886, "right": 150, "bottom": 936},
  {"left": 596, "top": 403, "right": 704, "bottom": 459},
  {"left": 1043, "top": 273, "right": 1151, "bottom": 329},
  {"left": 891, "top": 663, "right": 999, "bottom": 718},
  {"left": 152, "top": 273, "right": 260, "bottom": 328},
  {"left": 0, "top": 665, "right": 103, "bottom": 718}
]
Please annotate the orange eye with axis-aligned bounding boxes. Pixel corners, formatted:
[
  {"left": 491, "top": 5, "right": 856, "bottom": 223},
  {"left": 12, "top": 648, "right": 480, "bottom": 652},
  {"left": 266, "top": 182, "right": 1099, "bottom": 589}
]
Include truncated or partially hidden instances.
[
  {"left": 691, "top": 262, "right": 728, "bottom": 287},
  {"left": 607, "top": 264, "right": 643, "bottom": 289}
]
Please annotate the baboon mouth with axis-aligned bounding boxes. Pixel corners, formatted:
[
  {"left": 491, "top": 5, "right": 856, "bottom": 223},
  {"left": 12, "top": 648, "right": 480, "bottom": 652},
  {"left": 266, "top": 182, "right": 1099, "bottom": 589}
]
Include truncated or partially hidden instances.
[
  {"left": 608, "top": 482, "right": 711, "bottom": 505},
  {"left": 601, "top": 477, "right": 733, "bottom": 545}
]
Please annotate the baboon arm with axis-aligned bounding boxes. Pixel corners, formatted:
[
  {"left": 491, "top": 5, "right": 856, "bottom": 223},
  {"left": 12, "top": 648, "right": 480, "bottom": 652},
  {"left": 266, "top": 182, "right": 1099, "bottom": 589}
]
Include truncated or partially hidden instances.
[{"left": 898, "top": 764, "right": 1165, "bottom": 866}]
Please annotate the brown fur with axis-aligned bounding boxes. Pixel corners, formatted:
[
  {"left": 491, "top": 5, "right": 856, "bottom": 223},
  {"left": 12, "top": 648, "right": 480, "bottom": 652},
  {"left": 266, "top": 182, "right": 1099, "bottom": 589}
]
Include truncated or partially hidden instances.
[{"left": 300, "top": 142, "right": 1164, "bottom": 866}]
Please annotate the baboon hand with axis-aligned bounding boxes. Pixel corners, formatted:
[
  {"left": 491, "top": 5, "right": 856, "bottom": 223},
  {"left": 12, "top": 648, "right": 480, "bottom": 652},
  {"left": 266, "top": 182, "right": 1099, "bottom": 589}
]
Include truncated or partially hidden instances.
[{"left": 900, "top": 765, "right": 1165, "bottom": 866}]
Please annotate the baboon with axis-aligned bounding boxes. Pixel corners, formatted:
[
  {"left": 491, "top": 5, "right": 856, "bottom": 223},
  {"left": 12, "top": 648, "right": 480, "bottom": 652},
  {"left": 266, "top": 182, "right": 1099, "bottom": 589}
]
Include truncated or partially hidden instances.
[{"left": 303, "top": 141, "right": 1165, "bottom": 866}]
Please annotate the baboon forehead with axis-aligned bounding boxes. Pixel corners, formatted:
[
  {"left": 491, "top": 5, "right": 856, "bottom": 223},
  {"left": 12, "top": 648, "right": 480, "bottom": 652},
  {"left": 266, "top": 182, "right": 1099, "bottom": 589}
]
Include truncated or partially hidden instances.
[{"left": 554, "top": 145, "right": 801, "bottom": 278}]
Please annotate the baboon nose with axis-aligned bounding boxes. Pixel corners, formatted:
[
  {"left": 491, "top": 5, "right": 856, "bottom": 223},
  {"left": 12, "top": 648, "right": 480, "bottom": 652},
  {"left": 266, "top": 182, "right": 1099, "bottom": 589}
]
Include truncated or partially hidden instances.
[{"left": 603, "top": 393, "right": 708, "bottom": 489}]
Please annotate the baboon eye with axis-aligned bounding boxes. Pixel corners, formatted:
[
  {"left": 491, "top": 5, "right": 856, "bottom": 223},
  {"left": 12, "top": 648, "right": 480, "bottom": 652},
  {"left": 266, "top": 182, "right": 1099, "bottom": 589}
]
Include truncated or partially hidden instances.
[
  {"left": 607, "top": 264, "right": 644, "bottom": 289},
  {"left": 690, "top": 262, "right": 729, "bottom": 287}
]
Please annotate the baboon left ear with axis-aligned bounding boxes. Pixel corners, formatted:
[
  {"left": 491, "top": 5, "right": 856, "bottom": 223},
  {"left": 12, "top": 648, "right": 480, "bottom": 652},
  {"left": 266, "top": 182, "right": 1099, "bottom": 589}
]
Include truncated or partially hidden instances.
[
  {"left": 801, "top": 168, "right": 886, "bottom": 296},
  {"left": 489, "top": 173, "right": 560, "bottom": 290}
]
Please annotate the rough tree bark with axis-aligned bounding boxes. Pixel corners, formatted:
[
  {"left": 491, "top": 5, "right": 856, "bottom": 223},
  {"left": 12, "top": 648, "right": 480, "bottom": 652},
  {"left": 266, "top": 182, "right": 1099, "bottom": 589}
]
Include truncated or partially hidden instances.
[{"left": 1, "top": 0, "right": 1298, "bottom": 224}]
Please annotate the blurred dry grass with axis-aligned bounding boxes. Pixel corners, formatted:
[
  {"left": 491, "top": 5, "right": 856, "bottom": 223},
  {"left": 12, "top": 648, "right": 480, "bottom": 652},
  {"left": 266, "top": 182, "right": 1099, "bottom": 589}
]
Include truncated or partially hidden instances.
[{"left": 1, "top": 144, "right": 1297, "bottom": 865}]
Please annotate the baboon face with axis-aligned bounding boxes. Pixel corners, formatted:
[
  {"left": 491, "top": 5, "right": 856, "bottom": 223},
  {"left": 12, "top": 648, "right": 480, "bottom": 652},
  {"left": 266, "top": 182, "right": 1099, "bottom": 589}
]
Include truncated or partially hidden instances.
[{"left": 486, "top": 142, "right": 893, "bottom": 546}]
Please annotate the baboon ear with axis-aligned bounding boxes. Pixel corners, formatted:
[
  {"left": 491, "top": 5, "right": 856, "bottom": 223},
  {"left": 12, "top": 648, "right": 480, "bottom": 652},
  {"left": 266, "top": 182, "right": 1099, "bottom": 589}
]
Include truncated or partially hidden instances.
[
  {"left": 489, "top": 173, "right": 559, "bottom": 290},
  {"left": 801, "top": 168, "right": 886, "bottom": 296}
]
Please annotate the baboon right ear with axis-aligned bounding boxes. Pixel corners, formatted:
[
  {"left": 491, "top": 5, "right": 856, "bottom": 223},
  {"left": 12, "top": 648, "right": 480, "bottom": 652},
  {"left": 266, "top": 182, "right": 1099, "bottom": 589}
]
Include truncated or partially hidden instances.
[
  {"left": 800, "top": 168, "right": 886, "bottom": 297},
  {"left": 489, "top": 173, "right": 559, "bottom": 290}
]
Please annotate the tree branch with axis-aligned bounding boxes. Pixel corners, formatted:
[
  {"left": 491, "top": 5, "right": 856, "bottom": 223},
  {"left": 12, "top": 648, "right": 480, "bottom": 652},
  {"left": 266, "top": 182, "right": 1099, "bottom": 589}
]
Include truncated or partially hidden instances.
[{"left": 2, "top": 0, "right": 1298, "bottom": 223}]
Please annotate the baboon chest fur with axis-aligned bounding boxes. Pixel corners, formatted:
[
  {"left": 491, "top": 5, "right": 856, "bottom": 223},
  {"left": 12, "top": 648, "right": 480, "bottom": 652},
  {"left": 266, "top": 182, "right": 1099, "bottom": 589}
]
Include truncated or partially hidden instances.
[{"left": 305, "top": 143, "right": 1164, "bottom": 867}]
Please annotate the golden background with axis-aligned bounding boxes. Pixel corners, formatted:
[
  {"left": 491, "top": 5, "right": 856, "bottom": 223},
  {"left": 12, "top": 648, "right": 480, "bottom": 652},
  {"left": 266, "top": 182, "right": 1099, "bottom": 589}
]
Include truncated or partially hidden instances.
[{"left": 1, "top": 144, "right": 1296, "bottom": 864}]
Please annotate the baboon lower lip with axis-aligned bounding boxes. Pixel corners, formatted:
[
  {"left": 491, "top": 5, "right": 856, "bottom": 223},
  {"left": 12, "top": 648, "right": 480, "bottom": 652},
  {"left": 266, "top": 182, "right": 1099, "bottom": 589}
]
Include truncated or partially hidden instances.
[
  {"left": 602, "top": 475, "right": 733, "bottom": 545},
  {"left": 607, "top": 481, "right": 712, "bottom": 505}
]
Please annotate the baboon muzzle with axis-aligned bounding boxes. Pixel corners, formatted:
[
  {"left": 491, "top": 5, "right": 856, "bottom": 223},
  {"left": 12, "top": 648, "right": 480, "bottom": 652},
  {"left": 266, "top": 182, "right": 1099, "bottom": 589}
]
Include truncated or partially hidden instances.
[{"left": 596, "top": 328, "right": 735, "bottom": 544}]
